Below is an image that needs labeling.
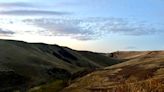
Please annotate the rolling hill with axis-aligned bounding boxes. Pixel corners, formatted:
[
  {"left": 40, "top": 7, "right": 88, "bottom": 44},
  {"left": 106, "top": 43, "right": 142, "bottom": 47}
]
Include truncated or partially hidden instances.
[
  {"left": 0, "top": 39, "right": 163, "bottom": 92},
  {"left": 0, "top": 39, "right": 121, "bottom": 91},
  {"left": 62, "top": 51, "right": 164, "bottom": 92}
]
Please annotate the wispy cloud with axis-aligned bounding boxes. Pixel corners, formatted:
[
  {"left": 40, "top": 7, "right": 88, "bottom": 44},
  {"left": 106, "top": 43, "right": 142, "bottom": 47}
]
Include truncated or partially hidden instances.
[
  {"left": 0, "top": 28, "right": 15, "bottom": 36},
  {"left": 0, "top": 2, "right": 35, "bottom": 8},
  {"left": 0, "top": 2, "right": 71, "bottom": 16},
  {"left": 0, "top": 1, "right": 79, "bottom": 8},
  {"left": 23, "top": 17, "right": 160, "bottom": 40},
  {"left": 0, "top": 10, "right": 71, "bottom": 16}
]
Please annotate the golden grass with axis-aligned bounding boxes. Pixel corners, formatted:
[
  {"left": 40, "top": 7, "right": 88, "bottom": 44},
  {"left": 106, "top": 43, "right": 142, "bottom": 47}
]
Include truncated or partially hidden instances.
[{"left": 88, "top": 77, "right": 164, "bottom": 92}]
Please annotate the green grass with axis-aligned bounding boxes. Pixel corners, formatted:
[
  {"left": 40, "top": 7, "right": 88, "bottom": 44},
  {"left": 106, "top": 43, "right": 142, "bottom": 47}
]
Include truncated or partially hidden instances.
[
  {"left": 78, "top": 51, "right": 121, "bottom": 67},
  {"left": 29, "top": 80, "right": 66, "bottom": 92}
]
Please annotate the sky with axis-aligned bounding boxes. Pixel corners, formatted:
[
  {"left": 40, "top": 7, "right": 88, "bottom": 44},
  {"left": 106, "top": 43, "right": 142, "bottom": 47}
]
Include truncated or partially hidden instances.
[{"left": 0, "top": 0, "right": 164, "bottom": 52}]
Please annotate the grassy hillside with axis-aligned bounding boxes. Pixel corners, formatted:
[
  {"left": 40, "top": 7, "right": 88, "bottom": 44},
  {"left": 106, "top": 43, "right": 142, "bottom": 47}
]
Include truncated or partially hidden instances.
[
  {"left": 0, "top": 39, "right": 120, "bottom": 91},
  {"left": 62, "top": 51, "right": 164, "bottom": 92},
  {"left": 1, "top": 39, "right": 163, "bottom": 92},
  {"left": 29, "top": 80, "right": 66, "bottom": 92},
  {"left": 78, "top": 51, "right": 121, "bottom": 67}
]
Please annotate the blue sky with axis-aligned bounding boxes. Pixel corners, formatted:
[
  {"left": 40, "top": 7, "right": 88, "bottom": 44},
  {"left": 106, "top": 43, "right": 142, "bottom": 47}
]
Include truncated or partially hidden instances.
[{"left": 0, "top": 0, "right": 164, "bottom": 52}]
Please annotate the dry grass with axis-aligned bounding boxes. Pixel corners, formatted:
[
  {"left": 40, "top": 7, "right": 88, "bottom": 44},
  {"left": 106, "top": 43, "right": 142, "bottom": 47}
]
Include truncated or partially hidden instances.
[
  {"left": 62, "top": 56, "right": 164, "bottom": 92},
  {"left": 88, "top": 77, "right": 164, "bottom": 92}
]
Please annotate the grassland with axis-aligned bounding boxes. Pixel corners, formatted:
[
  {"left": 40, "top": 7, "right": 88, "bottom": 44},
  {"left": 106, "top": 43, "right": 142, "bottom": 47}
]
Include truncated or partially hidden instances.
[
  {"left": 62, "top": 51, "right": 164, "bottom": 92},
  {"left": 0, "top": 39, "right": 121, "bottom": 91}
]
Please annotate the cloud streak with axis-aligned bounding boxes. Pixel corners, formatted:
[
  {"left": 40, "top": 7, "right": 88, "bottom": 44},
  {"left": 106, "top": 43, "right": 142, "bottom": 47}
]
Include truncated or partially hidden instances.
[
  {"left": 0, "top": 10, "right": 71, "bottom": 16},
  {"left": 0, "top": 2, "right": 71, "bottom": 16},
  {"left": 0, "top": 28, "right": 15, "bottom": 36}
]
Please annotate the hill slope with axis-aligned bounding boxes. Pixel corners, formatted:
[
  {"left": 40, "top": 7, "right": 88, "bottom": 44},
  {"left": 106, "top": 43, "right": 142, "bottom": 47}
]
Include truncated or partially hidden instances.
[
  {"left": 0, "top": 39, "right": 120, "bottom": 91},
  {"left": 62, "top": 51, "right": 164, "bottom": 92}
]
